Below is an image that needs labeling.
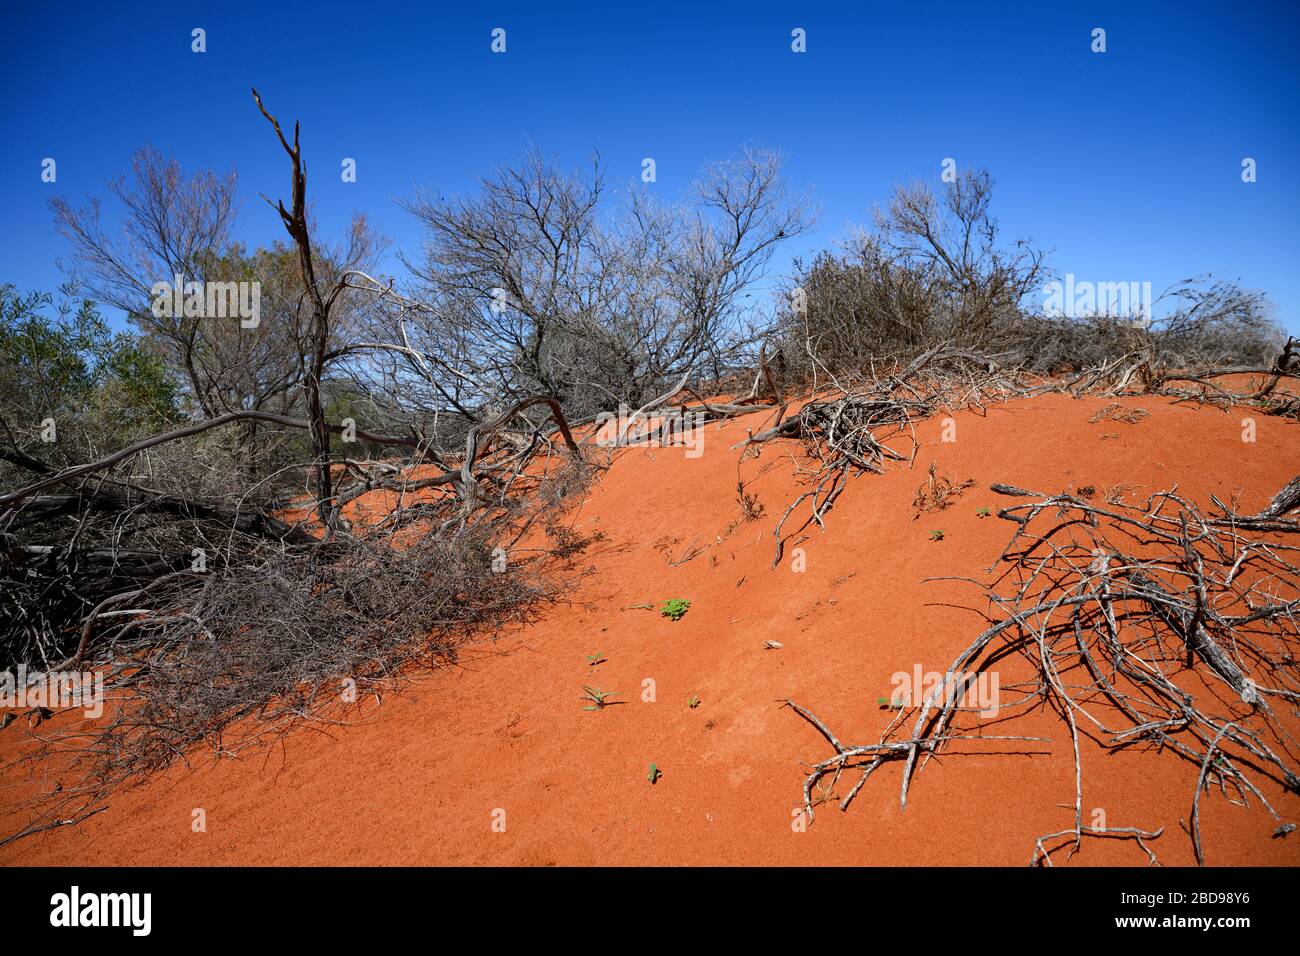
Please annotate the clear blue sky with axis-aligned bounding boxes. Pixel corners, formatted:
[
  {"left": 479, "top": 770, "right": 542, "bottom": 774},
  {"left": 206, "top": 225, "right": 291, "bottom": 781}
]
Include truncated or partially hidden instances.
[{"left": 2, "top": 0, "right": 1297, "bottom": 331}]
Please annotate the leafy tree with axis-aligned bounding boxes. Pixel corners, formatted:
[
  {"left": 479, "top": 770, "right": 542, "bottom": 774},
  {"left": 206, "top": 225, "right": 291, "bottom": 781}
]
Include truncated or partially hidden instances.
[{"left": 0, "top": 283, "right": 179, "bottom": 472}]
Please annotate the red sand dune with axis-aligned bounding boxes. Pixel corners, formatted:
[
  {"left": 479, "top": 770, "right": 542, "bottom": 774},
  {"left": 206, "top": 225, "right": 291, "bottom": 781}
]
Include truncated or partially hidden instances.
[{"left": 2, "top": 391, "right": 1298, "bottom": 866}]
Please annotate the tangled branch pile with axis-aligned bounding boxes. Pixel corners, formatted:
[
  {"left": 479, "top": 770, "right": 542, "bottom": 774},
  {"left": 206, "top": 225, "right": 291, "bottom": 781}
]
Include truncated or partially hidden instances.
[
  {"left": 61, "top": 530, "right": 550, "bottom": 780},
  {"left": 749, "top": 346, "right": 1028, "bottom": 566},
  {"left": 787, "top": 476, "right": 1300, "bottom": 865},
  {"left": 0, "top": 383, "right": 597, "bottom": 848}
]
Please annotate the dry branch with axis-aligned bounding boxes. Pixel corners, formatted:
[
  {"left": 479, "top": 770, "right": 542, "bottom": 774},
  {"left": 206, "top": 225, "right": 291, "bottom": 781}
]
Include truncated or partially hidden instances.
[{"left": 786, "top": 476, "right": 1300, "bottom": 865}]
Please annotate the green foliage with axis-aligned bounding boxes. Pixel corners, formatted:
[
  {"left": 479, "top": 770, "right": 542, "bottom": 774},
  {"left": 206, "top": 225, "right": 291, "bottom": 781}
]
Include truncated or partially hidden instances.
[
  {"left": 976, "top": 508, "right": 991, "bottom": 518},
  {"left": 660, "top": 598, "right": 690, "bottom": 621},
  {"left": 0, "top": 284, "right": 179, "bottom": 467},
  {"left": 929, "top": 530, "right": 945, "bottom": 541},
  {"left": 687, "top": 695, "right": 700, "bottom": 709},
  {"left": 647, "top": 763, "right": 662, "bottom": 784}
]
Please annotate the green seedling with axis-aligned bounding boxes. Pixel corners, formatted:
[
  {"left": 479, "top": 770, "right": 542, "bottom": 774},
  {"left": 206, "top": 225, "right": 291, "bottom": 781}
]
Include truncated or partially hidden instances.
[
  {"left": 647, "top": 763, "right": 662, "bottom": 784},
  {"left": 877, "top": 696, "right": 905, "bottom": 710},
  {"left": 581, "top": 686, "right": 618, "bottom": 710},
  {"left": 660, "top": 598, "right": 691, "bottom": 621},
  {"left": 584, "top": 652, "right": 606, "bottom": 667},
  {"left": 687, "top": 695, "right": 701, "bottom": 709},
  {"left": 929, "top": 529, "right": 945, "bottom": 541},
  {"left": 976, "top": 507, "right": 991, "bottom": 518}
]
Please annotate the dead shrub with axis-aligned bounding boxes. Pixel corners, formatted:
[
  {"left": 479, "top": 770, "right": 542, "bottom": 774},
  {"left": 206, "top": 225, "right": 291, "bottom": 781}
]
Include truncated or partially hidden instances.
[
  {"left": 737, "top": 480, "right": 765, "bottom": 520},
  {"left": 72, "top": 526, "right": 548, "bottom": 784},
  {"left": 1089, "top": 403, "right": 1149, "bottom": 425},
  {"left": 911, "top": 463, "right": 975, "bottom": 519}
]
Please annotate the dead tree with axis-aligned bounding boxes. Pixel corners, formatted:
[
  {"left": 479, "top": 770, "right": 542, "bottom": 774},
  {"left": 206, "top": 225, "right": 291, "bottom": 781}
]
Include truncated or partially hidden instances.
[{"left": 252, "top": 88, "right": 343, "bottom": 531}]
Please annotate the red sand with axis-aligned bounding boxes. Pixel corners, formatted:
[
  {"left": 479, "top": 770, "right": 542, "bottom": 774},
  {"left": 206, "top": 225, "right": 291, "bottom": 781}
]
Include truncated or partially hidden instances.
[{"left": 2, "top": 392, "right": 1298, "bottom": 866}]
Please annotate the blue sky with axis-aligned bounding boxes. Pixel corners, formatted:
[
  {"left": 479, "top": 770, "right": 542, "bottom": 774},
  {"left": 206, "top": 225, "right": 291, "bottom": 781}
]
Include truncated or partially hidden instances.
[{"left": 2, "top": 0, "right": 1297, "bottom": 331}]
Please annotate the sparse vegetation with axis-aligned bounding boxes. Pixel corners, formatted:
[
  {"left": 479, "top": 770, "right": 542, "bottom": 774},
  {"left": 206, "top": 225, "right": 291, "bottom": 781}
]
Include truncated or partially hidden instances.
[
  {"left": 774, "top": 168, "right": 1284, "bottom": 378},
  {"left": 3, "top": 63, "right": 1298, "bottom": 870}
]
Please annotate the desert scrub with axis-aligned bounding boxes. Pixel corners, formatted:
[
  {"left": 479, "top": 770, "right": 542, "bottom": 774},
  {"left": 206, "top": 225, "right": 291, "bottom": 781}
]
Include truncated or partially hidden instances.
[{"left": 660, "top": 599, "right": 691, "bottom": 621}]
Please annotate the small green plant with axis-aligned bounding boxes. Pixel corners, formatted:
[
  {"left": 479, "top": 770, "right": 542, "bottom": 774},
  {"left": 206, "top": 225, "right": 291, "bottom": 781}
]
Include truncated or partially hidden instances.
[
  {"left": 929, "top": 529, "right": 945, "bottom": 541},
  {"left": 581, "top": 686, "right": 618, "bottom": 710},
  {"left": 647, "top": 763, "right": 662, "bottom": 784},
  {"left": 976, "top": 507, "right": 991, "bottom": 518},
  {"left": 584, "top": 652, "right": 606, "bottom": 667},
  {"left": 877, "top": 696, "right": 905, "bottom": 710},
  {"left": 660, "top": 598, "right": 691, "bottom": 621},
  {"left": 687, "top": 695, "right": 701, "bottom": 709}
]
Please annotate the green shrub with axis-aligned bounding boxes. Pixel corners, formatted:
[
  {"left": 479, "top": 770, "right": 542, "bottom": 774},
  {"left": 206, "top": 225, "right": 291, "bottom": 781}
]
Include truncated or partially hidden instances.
[{"left": 660, "top": 599, "right": 690, "bottom": 621}]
